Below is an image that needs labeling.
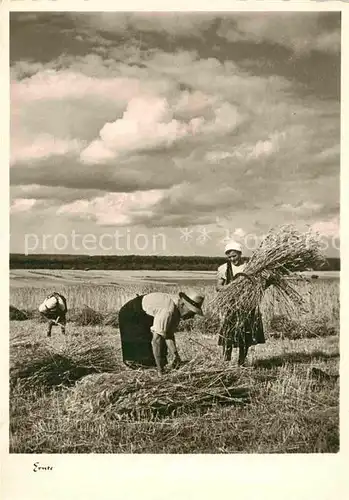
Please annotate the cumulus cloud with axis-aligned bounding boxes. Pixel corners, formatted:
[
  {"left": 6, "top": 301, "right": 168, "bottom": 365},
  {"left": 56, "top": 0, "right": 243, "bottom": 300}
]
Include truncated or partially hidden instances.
[
  {"left": 80, "top": 96, "right": 203, "bottom": 162},
  {"left": 147, "top": 51, "right": 293, "bottom": 103},
  {"left": 279, "top": 201, "right": 324, "bottom": 214},
  {"left": 68, "top": 12, "right": 216, "bottom": 39},
  {"left": 206, "top": 132, "right": 286, "bottom": 164},
  {"left": 10, "top": 153, "right": 194, "bottom": 193},
  {"left": 11, "top": 134, "right": 83, "bottom": 164},
  {"left": 174, "top": 90, "right": 217, "bottom": 121},
  {"left": 127, "top": 182, "right": 257, "bottom": 228},
  {"left": 9, "top": 15, "right": 339, "bottom": 248},
  {"left": 233, "top": 228, "right": 246, "bottom": 238},
  {"left": 10, "top": 184, "right": 103, "bottom": 204},
  {"left": 312, "top": 217, "right": 340, "bottom": 237},
  {"left": 12, "top": 69, "right": 144, "bottom": 103},
  {"left": 314, "top": 144, "right": 340, "bottom": 162},
  {"left": 10, "top": 198, "right": 37, "bottom": 214},
  {"left": 313, "top": 31, "right": 341, "bottom": 54},
  {"left": 10, "top": 49, "right": 293, "bottom": 169},
  {"left": 53, "top": 180, "right": 255, "bottom": 230},
  {"left": 57, "top": 189, "right": 165, "bottom": 226},
  {"left": 67, "top": 12, "right": 340, "bottom": 55},
  {"left": 80, "top": 95, "right": 242, "bottom": 162},
  {"left": 11, "top": 53, "right": 247, "bottom": 169},
  {"left": 217, "top": 13, "right": 340, "bottom": 55},
  {"left": 205, "top": 151, "right": 234, "bottom": 164}
]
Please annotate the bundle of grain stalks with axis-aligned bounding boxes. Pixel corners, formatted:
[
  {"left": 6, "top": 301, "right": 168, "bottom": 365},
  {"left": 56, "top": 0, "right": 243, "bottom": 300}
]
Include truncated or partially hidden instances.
[
  {"left": 103, "top": 311, "right": 119, "bottom": 328},
  {"left": 9, "top": 305, "right": 28, "bottom": 321},
  {"left": 65, "top": 360, "right": 253, "bottom": 420},
  {"left": 10, "top": 339, "right": 122, "bottom": 389},
  {"left": 73, "top": 306, "right": 104, "bottom": 326},
  {"left": 212, "top": 225, "right": 326, "bottom": 343},
  {"left": 24, "top": 309, "right": 47, "bottom": 322}
]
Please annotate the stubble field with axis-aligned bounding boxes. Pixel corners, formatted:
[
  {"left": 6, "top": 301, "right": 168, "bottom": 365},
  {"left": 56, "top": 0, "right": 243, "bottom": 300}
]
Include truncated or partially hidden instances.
[{"left": 9, "top": 270, "right": 340, "bottom": 453}]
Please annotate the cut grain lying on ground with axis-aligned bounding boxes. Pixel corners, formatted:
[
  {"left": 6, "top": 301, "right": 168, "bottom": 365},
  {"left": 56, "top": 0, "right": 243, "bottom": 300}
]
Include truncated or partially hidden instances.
[
  {"left": 65, "top": 361, "right": 252, "bottom": 420},
  {"left": 10, "top": 338, "right": 122, "bottom": 390},
  {"left": 9, "top": 295, "right": 339, "bottom": 453},
  {"left": 9, "top": 226, "right": 339, "bottom": 453},
  {"left": 9, "top": 325, "right": 339, "bottom": 453}
]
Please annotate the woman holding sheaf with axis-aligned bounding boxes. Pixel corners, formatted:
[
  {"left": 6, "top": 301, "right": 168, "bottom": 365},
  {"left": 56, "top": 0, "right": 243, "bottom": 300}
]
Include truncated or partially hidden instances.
[{"left": 216, "top": 240, "right": 265, "bottom": 365}]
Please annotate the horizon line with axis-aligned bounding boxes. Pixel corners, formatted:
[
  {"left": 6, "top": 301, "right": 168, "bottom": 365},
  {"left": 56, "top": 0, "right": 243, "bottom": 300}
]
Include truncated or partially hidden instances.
[{"left": 9, "top": 253, "right": 340, "bottom": 259}]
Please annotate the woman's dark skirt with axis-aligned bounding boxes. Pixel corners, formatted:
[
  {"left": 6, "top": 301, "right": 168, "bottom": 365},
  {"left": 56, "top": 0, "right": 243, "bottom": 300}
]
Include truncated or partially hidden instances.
[
  {"left": 118, "top": 295, "right": 168, "bottom": 368},
  {"left": 218, "top": 307, "right": 265, "bottom": 350}
]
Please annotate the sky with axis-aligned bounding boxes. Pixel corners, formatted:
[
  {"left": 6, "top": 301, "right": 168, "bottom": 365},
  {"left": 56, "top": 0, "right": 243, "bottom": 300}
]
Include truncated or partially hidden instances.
[{"left": 10, "top": 11, "right": 340, "bottom": 256}]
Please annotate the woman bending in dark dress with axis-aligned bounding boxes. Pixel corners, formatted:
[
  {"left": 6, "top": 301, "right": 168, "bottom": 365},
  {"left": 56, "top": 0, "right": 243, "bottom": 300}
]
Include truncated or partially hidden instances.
[{"left": 118, "top": 290, "right": 205, "bottom": 376}]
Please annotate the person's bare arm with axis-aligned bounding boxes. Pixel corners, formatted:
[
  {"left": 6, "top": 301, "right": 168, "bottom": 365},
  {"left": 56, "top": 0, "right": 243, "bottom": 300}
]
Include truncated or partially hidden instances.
[
  {"left": 151, "top": 332, "right": 164, "bottom": 375},
  {"left": 165, "top": 337, "right": 181, "bottom": 369},
  {"left": 151, "top": 308, "right": 182, "bottom": 374},
  {"left": 216, "top": 276, "right": 226, "bottom": 292}
]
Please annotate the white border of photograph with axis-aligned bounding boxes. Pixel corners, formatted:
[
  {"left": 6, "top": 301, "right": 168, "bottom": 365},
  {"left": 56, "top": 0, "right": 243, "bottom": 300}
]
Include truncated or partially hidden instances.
[{"left": 1, "top": 1, "right": 348, "bottom": 499}]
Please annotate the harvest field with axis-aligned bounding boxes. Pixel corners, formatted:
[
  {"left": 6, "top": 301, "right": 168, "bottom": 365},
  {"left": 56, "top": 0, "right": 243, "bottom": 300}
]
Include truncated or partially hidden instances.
[{"left": 9, "top": 270, "right": 340, "bottom": 453}]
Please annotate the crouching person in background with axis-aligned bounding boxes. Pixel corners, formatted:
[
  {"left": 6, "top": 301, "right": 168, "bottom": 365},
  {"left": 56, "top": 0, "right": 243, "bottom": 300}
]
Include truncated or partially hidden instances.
[
  {"left": 38, "top": 292, "right": 68, "bottom": 337},
  {"left": 118, "top": 290, "right": 205, "bottom": 376}
]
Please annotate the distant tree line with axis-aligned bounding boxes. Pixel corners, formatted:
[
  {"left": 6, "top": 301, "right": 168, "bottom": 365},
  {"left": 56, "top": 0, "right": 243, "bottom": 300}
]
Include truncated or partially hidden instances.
[{"left": 9, "top": 254, "right": 340, "bottom": 271}]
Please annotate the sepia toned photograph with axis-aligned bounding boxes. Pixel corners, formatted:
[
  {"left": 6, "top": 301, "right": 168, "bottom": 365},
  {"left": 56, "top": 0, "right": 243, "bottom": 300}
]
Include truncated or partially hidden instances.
[{"left": 9, "top": 11, "right": 340, "bottom": 454}]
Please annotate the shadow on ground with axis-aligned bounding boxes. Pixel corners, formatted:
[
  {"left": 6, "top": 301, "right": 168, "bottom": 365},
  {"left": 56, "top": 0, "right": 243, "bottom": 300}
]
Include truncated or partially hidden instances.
[{"left": 253, "top": 350, "right": 339, "bottom": 369}]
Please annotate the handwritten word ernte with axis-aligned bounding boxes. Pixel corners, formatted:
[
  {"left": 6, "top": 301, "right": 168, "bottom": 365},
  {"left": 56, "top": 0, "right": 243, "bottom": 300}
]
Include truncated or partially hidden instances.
[{"left": 33, "top": 462, "right": 53, "bottom": 472}]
